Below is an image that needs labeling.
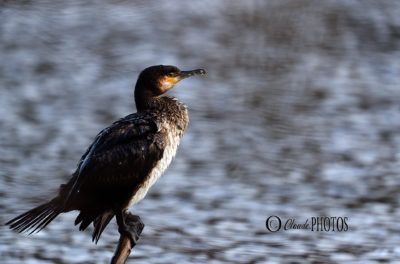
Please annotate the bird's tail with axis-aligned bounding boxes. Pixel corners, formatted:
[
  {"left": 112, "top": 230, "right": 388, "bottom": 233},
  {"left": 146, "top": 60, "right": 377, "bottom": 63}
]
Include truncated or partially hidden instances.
[{"left": 5, "top": 198, "right": 63, "bottom": 234}]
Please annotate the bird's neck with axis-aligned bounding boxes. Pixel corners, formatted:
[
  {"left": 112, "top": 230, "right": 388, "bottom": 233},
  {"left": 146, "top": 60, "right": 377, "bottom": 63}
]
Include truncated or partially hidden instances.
[
  {"left": 135, "top": 92, "right": 158, "bottom": 112},
  {"left": 134, "top": 80, "right": 161, "bottom": 112}
]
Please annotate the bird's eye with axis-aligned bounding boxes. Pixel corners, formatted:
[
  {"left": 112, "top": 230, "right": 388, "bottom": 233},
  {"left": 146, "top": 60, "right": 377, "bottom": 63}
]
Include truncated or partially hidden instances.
[{"left": 167, "top": 72, "right": 174, "bottom": 77}]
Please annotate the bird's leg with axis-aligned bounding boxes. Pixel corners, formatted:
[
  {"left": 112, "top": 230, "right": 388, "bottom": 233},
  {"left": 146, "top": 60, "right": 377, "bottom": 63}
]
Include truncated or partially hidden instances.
[{"left": 115, "top": 209, "right": 144, "bottom": 245}]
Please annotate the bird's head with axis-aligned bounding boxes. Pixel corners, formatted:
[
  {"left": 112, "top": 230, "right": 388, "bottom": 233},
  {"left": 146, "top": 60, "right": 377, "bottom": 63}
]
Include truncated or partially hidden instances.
[{"left": 135, "top": 65, "right": 207, "bottom": 97}]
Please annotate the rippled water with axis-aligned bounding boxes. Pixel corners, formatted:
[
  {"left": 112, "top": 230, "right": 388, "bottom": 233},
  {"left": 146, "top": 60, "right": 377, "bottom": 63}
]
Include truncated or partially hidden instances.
[{"left": 1, "top": 1, "right": 400, "bottom": 263}]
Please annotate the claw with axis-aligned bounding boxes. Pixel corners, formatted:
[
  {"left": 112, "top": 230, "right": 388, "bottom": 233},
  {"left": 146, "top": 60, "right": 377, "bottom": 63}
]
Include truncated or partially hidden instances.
[{"left": 118, "top": 212, "right": 144, "bottom": 245}]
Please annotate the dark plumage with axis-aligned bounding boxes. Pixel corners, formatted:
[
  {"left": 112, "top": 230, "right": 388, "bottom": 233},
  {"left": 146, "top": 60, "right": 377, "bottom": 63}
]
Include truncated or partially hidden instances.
[{"left": 6, "top": 65, "right": 207, "bottom": 243}]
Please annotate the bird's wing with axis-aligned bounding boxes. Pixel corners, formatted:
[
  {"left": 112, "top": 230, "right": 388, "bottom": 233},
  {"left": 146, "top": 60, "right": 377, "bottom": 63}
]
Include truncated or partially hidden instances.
[{"left": 62, "top": 112, "right": 166, "bottom": 208}]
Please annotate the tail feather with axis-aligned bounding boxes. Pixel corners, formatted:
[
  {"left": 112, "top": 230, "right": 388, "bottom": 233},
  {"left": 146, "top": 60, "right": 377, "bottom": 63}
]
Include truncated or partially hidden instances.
[
  {"left": 29, "top": 208, "right": 59, "bottom": 234},
  {"left": 74, "top": 211, "right": 95, "bottom": 232},
  {"left": 92, "top": 211, "right": 114, "bottom": 244},
  {"left": 6, "top": 199, "right": 62, "bottom": 234},
  {"left": 74, "top": 210, "right": 114, "bottom": 244},
  {"left": 12, "top": 204, "right": 54, "bottom": 232}
]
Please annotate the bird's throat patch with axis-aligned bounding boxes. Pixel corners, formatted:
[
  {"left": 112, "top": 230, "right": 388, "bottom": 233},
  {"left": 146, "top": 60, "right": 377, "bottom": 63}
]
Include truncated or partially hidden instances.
[
  {"left": 160, "top": 76, "right": 180, "bottom": 92},
  {"left": 167, "top": 77, "right": 177, "bottom": 84}
]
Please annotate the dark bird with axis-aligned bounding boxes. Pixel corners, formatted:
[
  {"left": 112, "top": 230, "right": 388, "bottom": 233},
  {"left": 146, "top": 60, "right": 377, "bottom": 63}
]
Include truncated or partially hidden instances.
[{"left": 6, "top": 65, "right": 207, "bottom": 244}]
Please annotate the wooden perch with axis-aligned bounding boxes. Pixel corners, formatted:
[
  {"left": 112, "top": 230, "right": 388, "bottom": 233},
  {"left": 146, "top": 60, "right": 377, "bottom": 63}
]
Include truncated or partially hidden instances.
[{"left": 110, "top": 213, "right": 144, "bottom": 264}]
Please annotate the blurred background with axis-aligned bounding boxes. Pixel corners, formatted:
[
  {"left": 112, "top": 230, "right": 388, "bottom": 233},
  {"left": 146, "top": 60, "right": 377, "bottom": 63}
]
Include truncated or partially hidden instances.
[{"left": 1, "top": 0, "right": 400, "bottom": 263}]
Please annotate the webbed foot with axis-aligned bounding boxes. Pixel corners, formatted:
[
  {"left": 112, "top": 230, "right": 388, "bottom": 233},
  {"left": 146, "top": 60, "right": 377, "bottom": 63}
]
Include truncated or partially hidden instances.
[{"left": 117, "top": 212, "right": 144, "bottom": 245}]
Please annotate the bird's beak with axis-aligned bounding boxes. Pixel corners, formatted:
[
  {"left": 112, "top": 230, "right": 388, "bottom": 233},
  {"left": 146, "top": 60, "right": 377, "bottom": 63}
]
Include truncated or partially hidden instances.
[
  {"left": 162, "top": 69, "right": 207, "bottom": 93},
  {"left": 178, "top": 69, "right": 207, "bottom": 80}
]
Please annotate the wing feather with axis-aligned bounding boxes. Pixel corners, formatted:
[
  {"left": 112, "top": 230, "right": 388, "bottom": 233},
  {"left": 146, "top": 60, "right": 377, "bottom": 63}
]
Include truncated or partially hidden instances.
[{"left": 62, "top": 112, "right": 165, "bottom": 209}]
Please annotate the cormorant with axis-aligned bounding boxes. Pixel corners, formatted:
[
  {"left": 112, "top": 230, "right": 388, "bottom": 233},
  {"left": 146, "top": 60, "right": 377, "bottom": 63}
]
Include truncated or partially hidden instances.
[{"left": 6, "top": 65, "right": 207, "bottom": 244}]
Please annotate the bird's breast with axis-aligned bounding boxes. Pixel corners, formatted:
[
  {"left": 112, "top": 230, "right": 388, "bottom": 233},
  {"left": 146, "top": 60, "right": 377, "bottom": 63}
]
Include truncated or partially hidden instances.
[{"left": 126, "top": 124, "right": 182, "bottom": 207}]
